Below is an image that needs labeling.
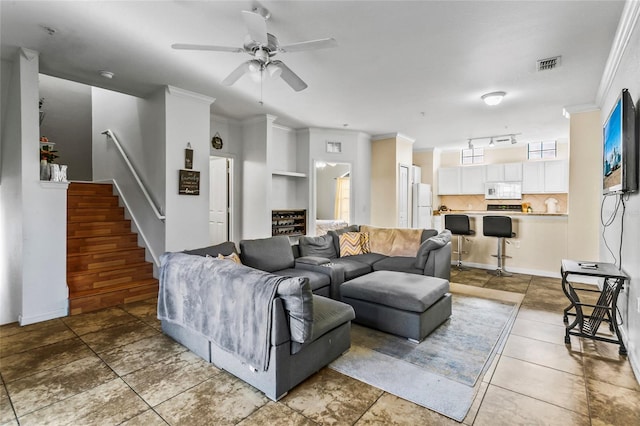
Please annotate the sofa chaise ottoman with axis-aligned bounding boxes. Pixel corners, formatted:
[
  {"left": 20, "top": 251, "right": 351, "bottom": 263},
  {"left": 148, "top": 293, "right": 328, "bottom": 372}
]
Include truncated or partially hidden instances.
[{"left": 340, "top": 270, "right": 452, "bottom": 342}]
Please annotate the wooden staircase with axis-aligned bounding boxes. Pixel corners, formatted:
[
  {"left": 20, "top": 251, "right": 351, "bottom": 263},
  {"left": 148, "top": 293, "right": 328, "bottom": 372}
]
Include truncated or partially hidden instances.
[{"left": 67, "top": 182, "right": 159, "bottom": 315}]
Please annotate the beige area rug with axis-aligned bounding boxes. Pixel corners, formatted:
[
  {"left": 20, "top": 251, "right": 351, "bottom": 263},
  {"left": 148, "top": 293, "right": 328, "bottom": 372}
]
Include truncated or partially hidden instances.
[{"left": 330, "top": 283, "right": 523, "bottom": 422}]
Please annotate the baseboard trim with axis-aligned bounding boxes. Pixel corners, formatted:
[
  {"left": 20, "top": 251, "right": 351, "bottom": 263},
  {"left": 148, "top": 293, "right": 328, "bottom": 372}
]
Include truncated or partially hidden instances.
[
  {"left": 453, "top": 262, "right": 599, "bottom": 285},
  {"left": 19, "top": 307, "right": 68, "bottom": 326}
]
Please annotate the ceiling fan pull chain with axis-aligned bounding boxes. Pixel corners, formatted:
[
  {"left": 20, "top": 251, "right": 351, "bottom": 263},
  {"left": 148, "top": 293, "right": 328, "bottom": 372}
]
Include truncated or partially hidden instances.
[{"left": 259, "top": 68, "right": 264, "bottom": 106}]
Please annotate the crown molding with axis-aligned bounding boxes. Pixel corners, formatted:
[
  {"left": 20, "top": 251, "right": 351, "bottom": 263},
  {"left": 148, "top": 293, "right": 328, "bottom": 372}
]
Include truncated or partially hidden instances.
[
  {"left": 19, "top": 47, "right": 38, "bottom": 61},
  {"left": 595, "top": 0, "right": 640, "bottom": 106},
  {"left": 371, "top": 132, "right": 416, "bottom": 143},
  {"left": 562, "top": 103, "right": 599, "bottom": 119},
  {"left": 165, "top": 85, "right": 215, "bottom": 104}
]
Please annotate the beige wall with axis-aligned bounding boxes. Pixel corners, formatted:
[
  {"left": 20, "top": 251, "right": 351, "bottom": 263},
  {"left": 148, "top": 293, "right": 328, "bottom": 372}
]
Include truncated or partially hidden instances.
[
  {"left": 371, "top": 135, "right": 414, "bottom": 227},
  {"left": 439, "top": 141, "right": 568, "bottom": 167},
  {"left": 413, "top": 150, "right": 434, "bottom": 184},
  {"left": 371, "top": 138, "right": 397, "bottom": 226},
  {"left": 567, "top": 110, "right": 601, "bottom": 261}
]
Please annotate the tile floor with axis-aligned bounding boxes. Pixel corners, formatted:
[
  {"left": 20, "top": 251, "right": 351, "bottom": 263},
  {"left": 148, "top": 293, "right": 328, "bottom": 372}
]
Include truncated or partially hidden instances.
[{"left": 1, "top": 268, "right": 639, "bottom": 425}]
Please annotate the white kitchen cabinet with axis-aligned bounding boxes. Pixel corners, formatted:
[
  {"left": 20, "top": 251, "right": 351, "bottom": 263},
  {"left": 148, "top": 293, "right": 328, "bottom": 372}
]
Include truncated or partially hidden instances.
[
  {"left": 523, "top": 160, "right": 568, "bottom": 193},
  {"left": 544, "top": 160, "right": 568, "bottom": 192},
  {"left": 504, "top": 162, "right": 523, "bottom": 181},
  {"left": 485, "top": 162, "right": 522, "bottom": 182},
  {"left": 522, "top": 162, "right": 545, "bottom": 193},
  {"left": 437, "top": 167, "right": 461, "bottom": 195},
  {"left": 485, "top": 164, "right": 504, "bottom": 182},
  {"left": 460, "top": 165, "right": 486, "bottom": 194}
]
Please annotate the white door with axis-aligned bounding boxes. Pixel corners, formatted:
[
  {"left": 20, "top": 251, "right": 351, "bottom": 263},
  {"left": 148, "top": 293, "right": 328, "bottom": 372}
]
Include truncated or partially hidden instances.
[
  {"left": 399, "top": 165, "right": 409, "bottom": 228},
  {"left": 209, "top": 157, "right": 229, "bottom": 244}
]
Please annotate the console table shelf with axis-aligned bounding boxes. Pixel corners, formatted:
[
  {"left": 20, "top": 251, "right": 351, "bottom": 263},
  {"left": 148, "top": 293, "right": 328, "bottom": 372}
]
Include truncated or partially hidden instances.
[{"left": 561, "top": 259, "right": 628, "bottom": 355}]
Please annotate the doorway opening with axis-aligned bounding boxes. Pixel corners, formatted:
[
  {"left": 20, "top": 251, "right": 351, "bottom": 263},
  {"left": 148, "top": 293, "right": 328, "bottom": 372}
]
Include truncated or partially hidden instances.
[{"left": 209, "top": 156, "right": 233, "bottom": 244}]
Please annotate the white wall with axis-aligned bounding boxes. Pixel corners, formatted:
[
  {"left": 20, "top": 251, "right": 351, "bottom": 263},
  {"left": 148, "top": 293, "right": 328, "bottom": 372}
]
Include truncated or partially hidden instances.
[
  {"left": 39, "top": 74, "right": 92, "bottom": 181},
  {"left": 598, "top": 4, "right": 640, "bottom": 371},
  {"left": 164, "top": 86, "right": 214, "bottom": 252},
  {"left": 92, "top": 87, "right": 166, "bottom": 265},
  {"left": 241, "top": 115, "right": 273, "bottom": 239},
  {"left": 0, "top": 49, "right": 68, "bottom": 325}
]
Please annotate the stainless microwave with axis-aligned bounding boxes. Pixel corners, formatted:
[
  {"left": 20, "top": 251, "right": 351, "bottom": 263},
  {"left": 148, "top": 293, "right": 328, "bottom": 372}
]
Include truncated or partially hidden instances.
[{"left": 485, "top": 182, "right": 522, "bottom": 200}]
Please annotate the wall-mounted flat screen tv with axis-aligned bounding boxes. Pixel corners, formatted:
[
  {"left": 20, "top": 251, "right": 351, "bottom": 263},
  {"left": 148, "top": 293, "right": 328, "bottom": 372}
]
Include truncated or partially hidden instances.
[{"left": 603, "top": 88, "right": 638, "bottom": 194}]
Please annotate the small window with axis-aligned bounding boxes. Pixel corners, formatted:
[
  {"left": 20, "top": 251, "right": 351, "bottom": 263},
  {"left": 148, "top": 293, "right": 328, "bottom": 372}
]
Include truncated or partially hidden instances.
[
  {"left": 461, "top": 147, "right": 484, "bottom": 164},
  {"left": 528, "top": 141, "right": 557, "bottom": 159}
]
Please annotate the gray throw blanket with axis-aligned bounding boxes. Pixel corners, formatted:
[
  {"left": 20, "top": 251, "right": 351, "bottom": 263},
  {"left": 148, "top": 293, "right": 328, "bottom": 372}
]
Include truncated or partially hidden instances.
[{"left": 158, "top": 252, "right": 282, "bottom": 371}]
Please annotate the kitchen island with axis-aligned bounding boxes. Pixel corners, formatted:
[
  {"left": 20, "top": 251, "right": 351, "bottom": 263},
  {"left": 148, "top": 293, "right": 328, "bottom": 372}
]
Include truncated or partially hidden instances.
[{"left": 434, "top": 210, "right": 568, "bottom": 277}]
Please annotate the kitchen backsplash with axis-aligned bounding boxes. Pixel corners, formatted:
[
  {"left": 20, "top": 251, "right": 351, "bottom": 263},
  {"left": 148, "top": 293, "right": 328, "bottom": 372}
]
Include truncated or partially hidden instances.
[{"left": 439, "top": 193, "right": 568, "bottom": 214}]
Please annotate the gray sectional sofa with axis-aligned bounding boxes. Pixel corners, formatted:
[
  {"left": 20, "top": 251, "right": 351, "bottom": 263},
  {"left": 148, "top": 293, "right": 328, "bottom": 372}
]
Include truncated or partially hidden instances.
[
  {"left": 158, "top": 225, "right": 452, "bottom": 400},
  {"left": 158, "top": 252, "right": 355, "bottom": 400}
]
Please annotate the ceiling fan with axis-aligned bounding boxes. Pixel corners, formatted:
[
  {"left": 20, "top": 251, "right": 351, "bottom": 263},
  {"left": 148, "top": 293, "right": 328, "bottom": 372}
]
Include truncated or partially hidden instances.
[{"left": 172, "top": 7, "right": 337, "bottom": 92}]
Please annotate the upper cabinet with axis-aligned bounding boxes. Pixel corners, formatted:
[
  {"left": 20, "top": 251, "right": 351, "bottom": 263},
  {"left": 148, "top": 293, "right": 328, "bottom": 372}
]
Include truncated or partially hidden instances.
[
  {"left": 437, "top": 160, "right": 567, "bottom": 195},
  {"left": 460, "top": 165, "right": 486, "bottom": 194},
  {"left": 437, "top": 167, "right": 461, "bottom": 195},
  {"left": 504, "top": 162, "right": 523, "bottom": 181},
  {"left": 522, "top": 160, "right": 568, "bottom": 193},
  {"left": 486, "top": 163, "right": 522, "bottom": 182}
]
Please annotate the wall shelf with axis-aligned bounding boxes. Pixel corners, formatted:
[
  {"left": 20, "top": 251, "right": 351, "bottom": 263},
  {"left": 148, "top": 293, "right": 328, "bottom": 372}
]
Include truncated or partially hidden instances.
[{"left": 272, "top": 170, "right": 307, "bottom": 178}]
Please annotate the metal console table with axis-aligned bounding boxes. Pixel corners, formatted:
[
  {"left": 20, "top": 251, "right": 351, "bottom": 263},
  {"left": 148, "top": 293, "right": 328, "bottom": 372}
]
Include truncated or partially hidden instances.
[{"left": 561, "top": 259, "right": 628, "bottom": 355}]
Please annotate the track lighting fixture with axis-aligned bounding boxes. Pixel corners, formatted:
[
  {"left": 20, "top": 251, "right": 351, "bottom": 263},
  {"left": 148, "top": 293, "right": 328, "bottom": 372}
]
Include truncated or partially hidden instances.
[{"left": 467, "top": 133, "right": 521, "bottom": 148}]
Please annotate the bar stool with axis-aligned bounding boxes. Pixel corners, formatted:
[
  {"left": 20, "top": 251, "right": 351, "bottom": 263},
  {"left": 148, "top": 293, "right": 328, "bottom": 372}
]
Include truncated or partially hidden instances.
[
  {"left": 483, "top": 216, "right": 516, "bottom": 276},
  {"left": 445, "top": 214, "right": 475, "bottom": 270}
]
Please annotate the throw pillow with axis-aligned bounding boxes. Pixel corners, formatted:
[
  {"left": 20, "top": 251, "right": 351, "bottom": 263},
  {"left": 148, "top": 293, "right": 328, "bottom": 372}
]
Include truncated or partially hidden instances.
[
  {"left": 339, "top": 232, "right": 369, "bottom": 257},
  {"left": 360, "top": 232, "right": 371, "bottom": 254},
  {"left": 299, "top": 234, "right": 337, "bottom": 258},
  {"left": 217, "top": 252, "right": 242, "bottom": 264},
  {"left": 415, "top": 229, "right": 452, "bottom": 269}
]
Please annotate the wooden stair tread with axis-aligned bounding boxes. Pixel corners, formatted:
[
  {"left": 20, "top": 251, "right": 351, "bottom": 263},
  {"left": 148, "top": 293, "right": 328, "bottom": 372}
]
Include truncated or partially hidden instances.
[
  {"left": 69, "top": 278, "right": 158, "bottom": 298},
  {"left": 67, "top": 261, "right": 152, "bottom": 277}
]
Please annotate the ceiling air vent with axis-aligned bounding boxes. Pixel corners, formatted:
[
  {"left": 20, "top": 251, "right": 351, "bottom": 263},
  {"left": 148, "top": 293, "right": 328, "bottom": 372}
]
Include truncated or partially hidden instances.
[{"left": 537, "top": 56, "right": 561, "bottom": 71}]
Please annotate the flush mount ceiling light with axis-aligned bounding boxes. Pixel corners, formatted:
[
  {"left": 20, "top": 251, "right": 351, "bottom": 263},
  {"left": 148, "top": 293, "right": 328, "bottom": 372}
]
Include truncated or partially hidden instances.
[
  {"left": 99, "top": 70, "right": 114, "bottom": 79},
  {"left": 481, "top": 91, "right": 506, "bottom": 106}
]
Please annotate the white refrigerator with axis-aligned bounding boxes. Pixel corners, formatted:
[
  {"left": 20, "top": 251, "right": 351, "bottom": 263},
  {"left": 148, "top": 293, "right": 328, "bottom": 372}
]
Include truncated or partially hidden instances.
[{"left": 412, "top": 183, "right": 433, "bottom": 228}]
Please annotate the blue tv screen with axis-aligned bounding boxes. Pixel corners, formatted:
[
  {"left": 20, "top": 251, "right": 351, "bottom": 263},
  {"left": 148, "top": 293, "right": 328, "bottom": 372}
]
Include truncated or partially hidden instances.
[{"left": 603, "top": 89, "right": 637, "bottom": 194}]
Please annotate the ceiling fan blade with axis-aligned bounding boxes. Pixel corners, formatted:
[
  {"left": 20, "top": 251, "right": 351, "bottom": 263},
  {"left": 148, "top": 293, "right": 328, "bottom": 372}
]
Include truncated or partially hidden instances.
[
  {"left": 241, "top": 10, "right": 268, "bottom": 45},
  {"left": 172, "top": 43, "right": 243, "bottom": 53},
  {"left": 279, "top": 38, "right": 338, "bottom": 53},
  {"left": 221, "top": 61, "right": 254, "bottom": 86},
  {"left": 271, "top": 60, "right": 308, "bottom": 92}
]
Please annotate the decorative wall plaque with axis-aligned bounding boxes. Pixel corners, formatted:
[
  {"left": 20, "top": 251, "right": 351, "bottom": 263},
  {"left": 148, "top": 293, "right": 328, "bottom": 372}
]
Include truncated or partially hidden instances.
[{"left": 178, "top": 169, "right": 200, "bottom": 195}]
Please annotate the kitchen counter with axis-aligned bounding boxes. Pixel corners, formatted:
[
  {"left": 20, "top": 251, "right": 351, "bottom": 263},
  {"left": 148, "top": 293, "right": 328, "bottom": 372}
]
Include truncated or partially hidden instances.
[{"left": 435, "top": 210, "right": 567, "bottom": 217}]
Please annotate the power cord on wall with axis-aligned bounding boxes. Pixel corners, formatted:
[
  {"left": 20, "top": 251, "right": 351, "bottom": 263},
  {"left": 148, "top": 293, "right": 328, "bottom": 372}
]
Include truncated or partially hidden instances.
[{"left": 600, "top": 192, "right": 625, "bottom": 269}]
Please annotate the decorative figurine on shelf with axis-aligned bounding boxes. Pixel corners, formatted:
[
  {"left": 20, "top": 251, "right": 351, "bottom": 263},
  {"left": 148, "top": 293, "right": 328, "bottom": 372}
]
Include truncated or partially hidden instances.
[{"left": 39, "top": 136, "right": 61, "bottom": 181}]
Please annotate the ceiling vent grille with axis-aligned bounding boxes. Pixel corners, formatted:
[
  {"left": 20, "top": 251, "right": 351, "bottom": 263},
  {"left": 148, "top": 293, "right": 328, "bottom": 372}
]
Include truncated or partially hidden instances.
[{"left": 537, "top": 56, "right": 561, "bottom": 71}]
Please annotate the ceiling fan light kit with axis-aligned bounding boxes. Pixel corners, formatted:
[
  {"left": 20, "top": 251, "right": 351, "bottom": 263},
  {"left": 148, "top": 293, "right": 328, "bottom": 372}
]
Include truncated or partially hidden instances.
[
  {"left": 172, "top": 7, "right": 337, "bottom": 92},
  {"left": 481, "top": 91, "right": 506, "bottom": 106}
]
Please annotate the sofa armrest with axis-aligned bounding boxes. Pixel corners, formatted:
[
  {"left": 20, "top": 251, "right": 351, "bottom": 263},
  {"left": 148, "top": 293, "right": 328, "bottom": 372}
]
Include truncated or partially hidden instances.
[
  {"left": 423, "top": 241, "right": 451, "bottom": 281},
  {"left": 295, "top": 256, "right": 332, "bottom": 266},
  {"left": 295, "top": 262, "right": 345, "bottom": 300}
]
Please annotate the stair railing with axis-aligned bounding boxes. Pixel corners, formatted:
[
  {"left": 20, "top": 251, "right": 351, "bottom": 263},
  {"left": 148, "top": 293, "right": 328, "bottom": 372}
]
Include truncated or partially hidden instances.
[{"left": 101, "top": 129, "right": 165, "bottom": 221}]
